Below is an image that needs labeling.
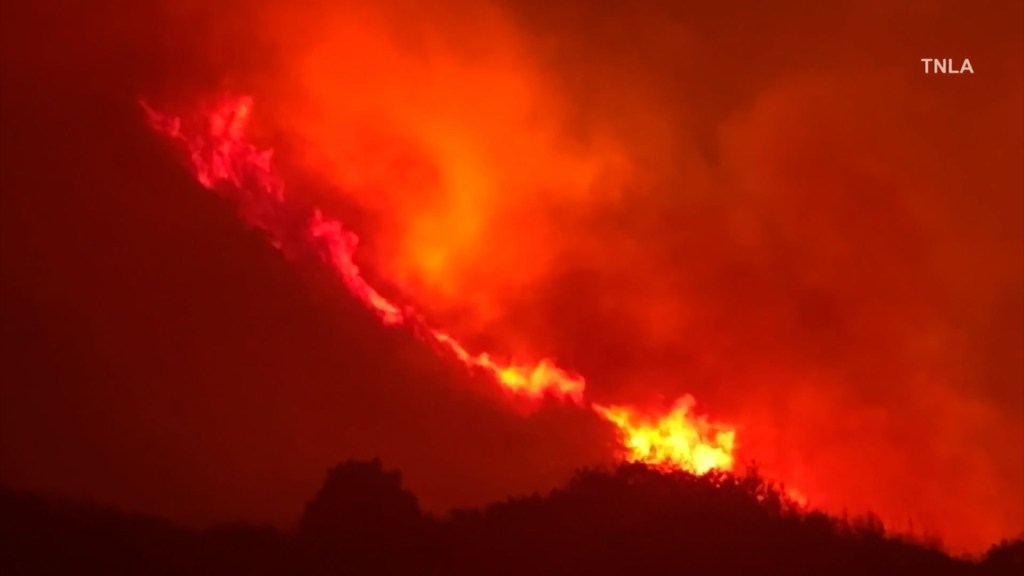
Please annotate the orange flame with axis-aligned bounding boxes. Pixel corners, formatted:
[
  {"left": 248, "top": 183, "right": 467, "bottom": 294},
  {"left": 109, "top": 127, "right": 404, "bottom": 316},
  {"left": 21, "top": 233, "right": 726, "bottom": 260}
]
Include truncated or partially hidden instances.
[
  {"left": 144, "top": 97, "right": 407, "bottom": 326},
  {"left": 308, "top": 210, "right": 406, "bottom": 326},
  {"left": 430, "top": 329, "right": 585, "bottom": 403},
  {"left": 594, "top": 396, "right": 736, "bottom": 475},
  {"left": 144, "top": 95, "right": 735, "bottom": 474}
]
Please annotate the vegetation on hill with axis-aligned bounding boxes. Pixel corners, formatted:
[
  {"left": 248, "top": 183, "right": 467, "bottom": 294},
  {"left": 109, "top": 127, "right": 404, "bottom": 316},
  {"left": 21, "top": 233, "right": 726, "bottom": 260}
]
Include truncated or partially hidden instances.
[{"left": 1, "top": 460, "right": 1020, "bottom": 575}]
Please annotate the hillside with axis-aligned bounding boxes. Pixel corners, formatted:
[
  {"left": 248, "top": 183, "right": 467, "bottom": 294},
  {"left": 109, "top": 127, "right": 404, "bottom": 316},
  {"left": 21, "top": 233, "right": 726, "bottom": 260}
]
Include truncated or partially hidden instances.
[{"left": 2, "top": 461, "right": 1020, "bottom": 575}]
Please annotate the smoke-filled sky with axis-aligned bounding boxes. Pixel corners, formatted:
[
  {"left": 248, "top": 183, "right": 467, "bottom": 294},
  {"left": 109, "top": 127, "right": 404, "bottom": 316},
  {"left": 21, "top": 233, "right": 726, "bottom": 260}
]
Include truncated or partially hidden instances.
[{"left": 1, "top": 0, "right": 1021, "bottom": 554}]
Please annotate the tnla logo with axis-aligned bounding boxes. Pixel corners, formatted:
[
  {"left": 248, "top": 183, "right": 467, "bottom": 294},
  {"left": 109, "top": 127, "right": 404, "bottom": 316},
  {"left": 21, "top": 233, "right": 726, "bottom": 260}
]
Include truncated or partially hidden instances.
[{"left": 921, "top": 58, "right": 974, "bottom": 74}]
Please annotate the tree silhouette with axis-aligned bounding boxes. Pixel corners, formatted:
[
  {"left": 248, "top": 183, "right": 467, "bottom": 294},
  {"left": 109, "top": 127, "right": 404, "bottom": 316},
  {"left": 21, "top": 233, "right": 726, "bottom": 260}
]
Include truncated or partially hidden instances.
[{"left": 296, "top": 458, "right": 435, "bottom": 574}]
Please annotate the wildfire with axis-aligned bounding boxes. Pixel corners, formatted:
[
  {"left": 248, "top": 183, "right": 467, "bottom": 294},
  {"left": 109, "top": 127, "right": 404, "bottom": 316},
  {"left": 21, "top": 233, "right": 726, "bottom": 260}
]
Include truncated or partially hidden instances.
[
  {"left": 594, "top": 396, "right": 736, "bottom": 475},
  {"left": 429, "top": 329, "right": 586, "bottom": 403},
  {"left": 143, "top": 97, "right": 408, "bottom": 327},
  {"left": 144, "top": 95, "right": 736, "bottom": 476}
]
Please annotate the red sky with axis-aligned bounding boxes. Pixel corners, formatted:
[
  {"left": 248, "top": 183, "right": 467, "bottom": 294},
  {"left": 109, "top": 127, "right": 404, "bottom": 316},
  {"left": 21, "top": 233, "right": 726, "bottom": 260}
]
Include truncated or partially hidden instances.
[{"left": 1, "top": 0, "right": 1021, "bottom": 554}]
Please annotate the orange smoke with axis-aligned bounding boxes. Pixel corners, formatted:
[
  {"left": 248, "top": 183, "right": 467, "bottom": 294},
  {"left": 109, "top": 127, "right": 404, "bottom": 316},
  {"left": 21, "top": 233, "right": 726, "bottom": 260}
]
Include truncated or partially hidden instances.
[
  {"left": 144, "top": 94, "right": 735, "bottom": 477},
  {"left": 261, "top": 0, "right": 630, "bottom": 335}
]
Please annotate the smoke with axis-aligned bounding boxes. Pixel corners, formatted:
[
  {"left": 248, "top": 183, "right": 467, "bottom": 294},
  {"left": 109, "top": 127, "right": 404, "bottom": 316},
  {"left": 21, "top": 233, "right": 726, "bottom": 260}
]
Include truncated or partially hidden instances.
[
  {"left": 230, "top": 0, "right": 1021, "bottom": 551},
  {"left": 2, "top": 0, "right": 1020, "bottom": 554},
  {"left": 239, "top": 0, "right": 631, "bottom": 344}
]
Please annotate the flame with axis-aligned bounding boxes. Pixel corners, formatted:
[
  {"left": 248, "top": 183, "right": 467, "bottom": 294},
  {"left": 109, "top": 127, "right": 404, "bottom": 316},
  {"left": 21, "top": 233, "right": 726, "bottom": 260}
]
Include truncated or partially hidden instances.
[
  {"left": 430, "top": 329, "right": 585, "bottom": 403},
  {"left": 594, "top": 396, "right": 736, "bottom": 475},
  {"left": 308, "top": 211, "right": 406, "bottom": 326},
  {"left": 144, "top": 97, "right": 407, "bottom": 326},
  {"left": 144, "top": 95, "right": 735, "bottom": 475}
]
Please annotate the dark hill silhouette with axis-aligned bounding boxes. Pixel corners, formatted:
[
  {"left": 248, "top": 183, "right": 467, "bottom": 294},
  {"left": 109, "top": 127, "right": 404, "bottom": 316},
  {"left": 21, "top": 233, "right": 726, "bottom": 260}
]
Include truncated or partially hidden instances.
[{"left": 1, "top": 460, "right": 1020, "bottom": 575}]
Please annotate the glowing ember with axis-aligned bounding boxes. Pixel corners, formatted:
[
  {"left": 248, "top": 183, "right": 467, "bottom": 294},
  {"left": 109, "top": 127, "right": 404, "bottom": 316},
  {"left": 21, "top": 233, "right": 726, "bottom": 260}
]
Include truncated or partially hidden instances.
[
  {"left": 787, "top": 488, "right": 810, "bottom": 508},
  {"left": 143, "top": 94, "right": 735, "bottom": 474},
  {"left": 594, "top": 396, "right": 736, "bottom": 475}
]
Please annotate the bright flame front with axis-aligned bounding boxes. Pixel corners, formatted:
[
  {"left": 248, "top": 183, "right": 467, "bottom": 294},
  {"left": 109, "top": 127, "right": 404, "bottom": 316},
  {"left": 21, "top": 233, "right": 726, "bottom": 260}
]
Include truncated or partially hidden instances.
[{"left": 595, "top": 396, "right": 736, "bottom": 475}]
